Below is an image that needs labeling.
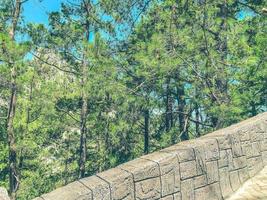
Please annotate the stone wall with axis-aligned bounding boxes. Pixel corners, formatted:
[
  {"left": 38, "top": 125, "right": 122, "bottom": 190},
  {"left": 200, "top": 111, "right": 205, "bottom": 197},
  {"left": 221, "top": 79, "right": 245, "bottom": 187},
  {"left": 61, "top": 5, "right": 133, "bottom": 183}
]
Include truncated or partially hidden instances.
[
  {"left": 0, "top": 187, "right": 10, "bottom": 200},
  {"left": 34, "top": 112, "right": 267, "bottom": 200}
]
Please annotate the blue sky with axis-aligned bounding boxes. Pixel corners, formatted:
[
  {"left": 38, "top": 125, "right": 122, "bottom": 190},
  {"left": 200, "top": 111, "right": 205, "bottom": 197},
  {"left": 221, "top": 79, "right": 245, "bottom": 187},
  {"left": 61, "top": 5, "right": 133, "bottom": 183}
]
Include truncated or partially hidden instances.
[
  {"left": 23, "top": 0, "right": 63, "bottom": 25},
  {"left": 22, "top": 0, "right": 63, "bottom": 59},
  {"left": 23, "top": 0, "right": 255, "bottom": 25}
]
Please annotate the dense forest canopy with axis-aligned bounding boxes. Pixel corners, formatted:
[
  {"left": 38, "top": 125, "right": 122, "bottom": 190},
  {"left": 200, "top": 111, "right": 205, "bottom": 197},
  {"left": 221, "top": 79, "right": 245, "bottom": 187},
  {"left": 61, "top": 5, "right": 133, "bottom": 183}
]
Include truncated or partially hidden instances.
[{"left": 0, "top": 0, "right": 266, "bottom": 199}]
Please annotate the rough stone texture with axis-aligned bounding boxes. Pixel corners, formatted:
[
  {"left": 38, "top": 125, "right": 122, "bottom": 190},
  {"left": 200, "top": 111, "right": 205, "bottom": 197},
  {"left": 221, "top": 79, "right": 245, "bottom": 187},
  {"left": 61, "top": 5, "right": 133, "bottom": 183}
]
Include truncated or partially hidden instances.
[
  {"left": 193, "top": 174, "right": 207, "bottom": 189},
  {"left": 219, "top": 167, "right": 233, "bottom": 199},
  {"left": 79, "top": 176, "right": 110, "bottom": 199},
  {"left": 173, "top": 192, "right": 181, "bottom": 200},
  {"left": 229, "top": 170, "right": 241, "bottom": 192},
  {"left": 135, "top": 177, "right": 161, "bottom": 200},
  {"left": 160, "top": 195, "right": 174, "bottom": 200},
  {"left": 180, "top": 179, "right": 194, "bottom": 200},
  {"left": 97, "top": 168, "right": 134, "bottom": 200},
  {"left": 238, "top": 167, "right": 249, "bottom": 183},
  {"left": 206, "top": 161, "right": 219, "bottom": 184},
  {"left": 119, "top": 158, "right": 160, "bottom": 181},
  {"left": 41, "top": 181, "right": 92, "bottom": 200},
  {"left": 202, "top": 139, "right": 220, "bottom": 161},
  {"left": 33, "top": 112, "right": 267, "bottom": 200},
  {"left": 218, "top": 150, "right": 228, "bottom": 168},
  {"left": 0, "top": 187, "right": 10, "bottom": 200},
  {"left": 161, "top": 146, "right": 195, "bottom": 163},
  {"left": 180, "top": 160, "right": 197, "bottom": 180},
  {"left": 194, "top": 183, "right": 222, "bottom": 200},
  {"left": 227, "top": 166, "right": 267, "bottom": 200},
  {"left": 141, "top": 152, "right": 180, "bottom": 196}
]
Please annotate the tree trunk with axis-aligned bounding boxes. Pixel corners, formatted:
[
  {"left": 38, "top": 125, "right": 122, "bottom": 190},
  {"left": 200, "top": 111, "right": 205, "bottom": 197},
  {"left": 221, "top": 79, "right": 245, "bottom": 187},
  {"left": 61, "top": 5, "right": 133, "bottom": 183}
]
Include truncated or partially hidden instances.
[
  {"left": 19, "top": 74, "right": 34, "bottom": 170},
  {"left": 7, "top": 81, "right": 18, "bottom": 199},
  {"left": 7, "top": 1, "right": 22, "bottom": 199},
  {"left": 213, "top": 0, "right": 229, "bottom": 129},
  {"left": 165, "top": 77, "right": 173, "bottom": 131},
  {"left": 177, "top": 84, "right": 188, "bottom": 140},
  {"left": 195, "top": 88, "right": 200, "bottom": 137},
  {"left": 64, "top": 133, "right": 70, "bottom": 185},
  {"left": 250, "top": 101, "right": 257, "bottom": 116},
  {"left": 79, "top": 62, "right": 88, "bottom": 178},
  {"left": 144, "top": 109, "right": 149, "bottom": 154},
  {"left": 78, "top": 0, "right": 91, "bottom": 179},
  {"left": 78, "top": 55, "right": 88, "bottom": 178},
  {"left": 195, "top": 104, "right": 200, "bottom": 137}
]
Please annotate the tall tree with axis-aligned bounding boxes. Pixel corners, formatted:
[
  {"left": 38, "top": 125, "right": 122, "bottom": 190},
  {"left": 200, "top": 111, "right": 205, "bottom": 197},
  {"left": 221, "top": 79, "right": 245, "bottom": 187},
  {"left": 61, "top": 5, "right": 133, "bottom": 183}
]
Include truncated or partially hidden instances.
[{"left": 0, "top": 0, "right": 30, "bottom": 198}]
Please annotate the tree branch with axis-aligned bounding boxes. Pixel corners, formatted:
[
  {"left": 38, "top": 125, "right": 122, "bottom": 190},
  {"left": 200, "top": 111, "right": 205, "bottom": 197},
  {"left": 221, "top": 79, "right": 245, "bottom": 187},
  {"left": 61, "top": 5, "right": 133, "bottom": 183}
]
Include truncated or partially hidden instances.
[{"left": 31, "top": 52, "right": 81, "bottom": 76}]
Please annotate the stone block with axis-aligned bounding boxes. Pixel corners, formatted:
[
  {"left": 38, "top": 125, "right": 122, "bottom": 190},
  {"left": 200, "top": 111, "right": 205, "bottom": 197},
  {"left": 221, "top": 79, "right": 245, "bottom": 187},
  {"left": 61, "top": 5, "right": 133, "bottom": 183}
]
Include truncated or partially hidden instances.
[
  {"left": 241, "top": 141, "right": 253, "bottom": 158},
  {"left": 249, "top": 125, "right": 264, "bottom": 142},
  {"left": 180, "top": 160, "right": 197, "bottom": 180},
  {"left": 180, "top": 179, "right": 194, "bottom": 200},
  {"left": 202, "top": 138, "right": 220, "bottom": 161},
  {"left": 226, "top": 149, "right": 234, "bottom": 171},
  {"left": 173, "top": 192, "right": 181, "bottom": 200},
  {"left": 97, "top": 168, "right": 134, "bottom": 200},
  {"left": 206, "top": 161, "right": 219, "bottom": 184},
  {"left": 193, "top": 174, "right": 207, "bottom": 189},
  {"left": 238, "top": 129, "right": 250, "bottom": 141},
  {"left": 119, "top": 158, "right": 160, "bottom": 181},
  {"left": 135, "top": 177, "right": 161, "bottom": 200},
  {"left": 215, "top": 134, "right": 231, "bottom": 150},
  {"left": 142, "top": 152, "right": 180, "bottom": 195},
  {"left": 263, "top": 129, "right": 267, "bottom": 139},
  {"left": 218, "top": 150, "right": 228, "bottom": 168},
  {"left": 247, "top": 156, "right": 263, "bottom": 178},
  {"left": 229, "top": 170, "right": 241, "bottom": 192},
  {"left": 160, "top": 195, "right": 174, "bottom": 200},
  {"left": 176, "top": 148, "right": 196, "bottom": 162},
  {"left": 0, "top": 188, "right": 10, "bottom": 200},
  {"left": 194, "top": 183, "right": 222, "bottom": 200},
  {"left": 251, "top": 142, "right": 261, "bottom": 157},
  {"left": 79, "top": 175, "right": 110, "bottom": 200},
  {"left": 260, "top": 138, "right": 267, "bottom": 151},
  {"left": 161, "top": 169, "right": 180, "bottom": 196},
  {"left": 259, "top": 120, "right": 267, "bottom": 134},
  {"left": 238, "top": 167, "right": 249, "bottom": 184},
  {"left": 262, "top": 151, "right": 267, "bottom": 165},
  {"left": 232, "top": 156, "right": 247, "bottom": 170},
  {"left": 41, "top": 181, "right": 92, "bottom": 200},
  {"left": 230, "top": 134, "right": 243, "bottom": 157},
  {"left": 219, "top": 167, "right": 233, "bottom": 199},
  {"left": 193, "top": 145, "right": 206, "bottom": 175},
  {"left": 161, "top": 146, "right": 195, "bottom": 163}
]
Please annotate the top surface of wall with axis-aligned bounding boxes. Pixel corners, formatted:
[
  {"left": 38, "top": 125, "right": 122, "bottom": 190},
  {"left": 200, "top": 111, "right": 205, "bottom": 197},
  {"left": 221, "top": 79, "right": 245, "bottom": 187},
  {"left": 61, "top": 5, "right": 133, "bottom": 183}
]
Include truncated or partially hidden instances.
[
  {"left": 0, "top": 187, "right": 10, "bottom": 200},
  {"left": 34, "top": 112, "right": 267, "bottom": 200}
]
